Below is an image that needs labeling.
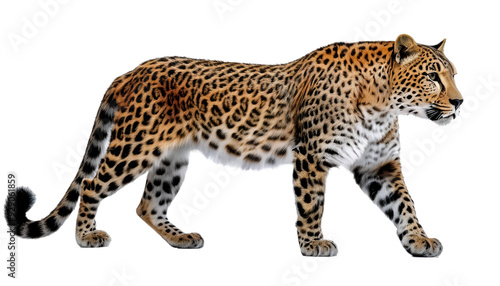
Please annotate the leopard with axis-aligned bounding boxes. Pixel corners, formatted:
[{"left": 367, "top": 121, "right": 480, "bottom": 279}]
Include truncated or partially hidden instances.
[{"left": 4, "top": 34, "right": 463, "bottom": 257}]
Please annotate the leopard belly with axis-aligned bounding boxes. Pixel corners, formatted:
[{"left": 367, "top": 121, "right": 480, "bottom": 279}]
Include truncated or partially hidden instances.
[{"left": 193, "top": 129, "right": 295, "bottom": 169}]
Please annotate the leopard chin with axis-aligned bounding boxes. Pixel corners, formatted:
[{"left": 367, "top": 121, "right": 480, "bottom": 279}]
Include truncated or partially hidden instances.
[{"left": 433, "top": 115, "right": 454, "bottom": 126}]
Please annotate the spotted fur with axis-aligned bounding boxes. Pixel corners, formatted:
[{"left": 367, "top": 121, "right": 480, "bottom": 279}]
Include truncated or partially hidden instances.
[{"left": 4, "top": 34, "right": 462, "bottom": 256}]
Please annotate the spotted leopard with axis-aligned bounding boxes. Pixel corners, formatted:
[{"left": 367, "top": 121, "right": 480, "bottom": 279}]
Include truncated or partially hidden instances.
[{"left": 5, "top": 34, "right": 462, "bottom": 257}]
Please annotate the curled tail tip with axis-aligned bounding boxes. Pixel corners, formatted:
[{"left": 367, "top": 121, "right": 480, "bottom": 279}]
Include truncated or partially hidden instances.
[{"left": 5, "top": 186, "right": 36, "bottom": 233}]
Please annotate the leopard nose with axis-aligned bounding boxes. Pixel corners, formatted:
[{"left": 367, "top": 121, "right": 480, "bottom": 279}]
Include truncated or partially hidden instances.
[{"left": 449, "top": 99, "right": 463, "bottom": 109}]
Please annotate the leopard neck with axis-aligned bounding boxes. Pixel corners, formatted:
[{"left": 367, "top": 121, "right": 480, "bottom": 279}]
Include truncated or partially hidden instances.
[{"left": 284, "top": 41, "right": 396, "bottom": 120}]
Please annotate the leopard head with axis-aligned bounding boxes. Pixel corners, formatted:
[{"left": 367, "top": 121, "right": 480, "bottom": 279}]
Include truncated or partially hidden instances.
[{"left": 389, "top": 34, "right": 463, "bottom": 125}]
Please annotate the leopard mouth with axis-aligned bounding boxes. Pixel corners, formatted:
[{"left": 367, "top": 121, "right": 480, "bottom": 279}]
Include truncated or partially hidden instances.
[{"left": 425, "top": 107, "right": 456, "bottom": 125}]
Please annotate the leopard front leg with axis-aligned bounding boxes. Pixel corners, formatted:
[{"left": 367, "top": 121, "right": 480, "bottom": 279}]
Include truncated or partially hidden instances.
[
  {"left": 352, "top": 158, "right": 442, "bottom": 257},
  {"left": 293, "top": 147, "right": 337, "bottom": 257}
]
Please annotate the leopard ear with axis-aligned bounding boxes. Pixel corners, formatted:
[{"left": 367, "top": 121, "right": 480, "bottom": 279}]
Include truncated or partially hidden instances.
[
  {"left": 431, "top": 38, "right": 446, "bottom": 52},
  {"left": 394, "top": 34, "right": 419, "bottom": 65}
]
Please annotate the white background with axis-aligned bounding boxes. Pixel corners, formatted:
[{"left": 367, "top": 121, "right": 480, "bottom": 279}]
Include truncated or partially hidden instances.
[{"left": 1, "top": 0, "right": 499, "bottom": 285}]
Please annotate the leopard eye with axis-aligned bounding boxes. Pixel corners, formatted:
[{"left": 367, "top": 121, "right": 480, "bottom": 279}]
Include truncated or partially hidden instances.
[{"left": 428, "top": 72, "right": 438, "bottom": 81}]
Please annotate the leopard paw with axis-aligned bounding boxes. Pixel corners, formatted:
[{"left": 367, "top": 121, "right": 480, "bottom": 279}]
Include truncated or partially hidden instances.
[
  {"left": 301, "top": 239, "right": 338, "bottom": 257},
  {"left": 168, "top": 232, "right": 204, "bottom": 249},
  {"left": 402, "top": 235, "right": 442, "bottom": 257},
  {"left": 76, "top": 230, "right": 111, "bottom": 248}
]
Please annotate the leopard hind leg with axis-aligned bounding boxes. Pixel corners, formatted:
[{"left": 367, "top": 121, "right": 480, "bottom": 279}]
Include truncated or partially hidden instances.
[
  {"left": 137, "top": 150, "right": 203, "bottom": 249},
  {"left": 75, "top": 142, "right": 155, "bottom": 248}
]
